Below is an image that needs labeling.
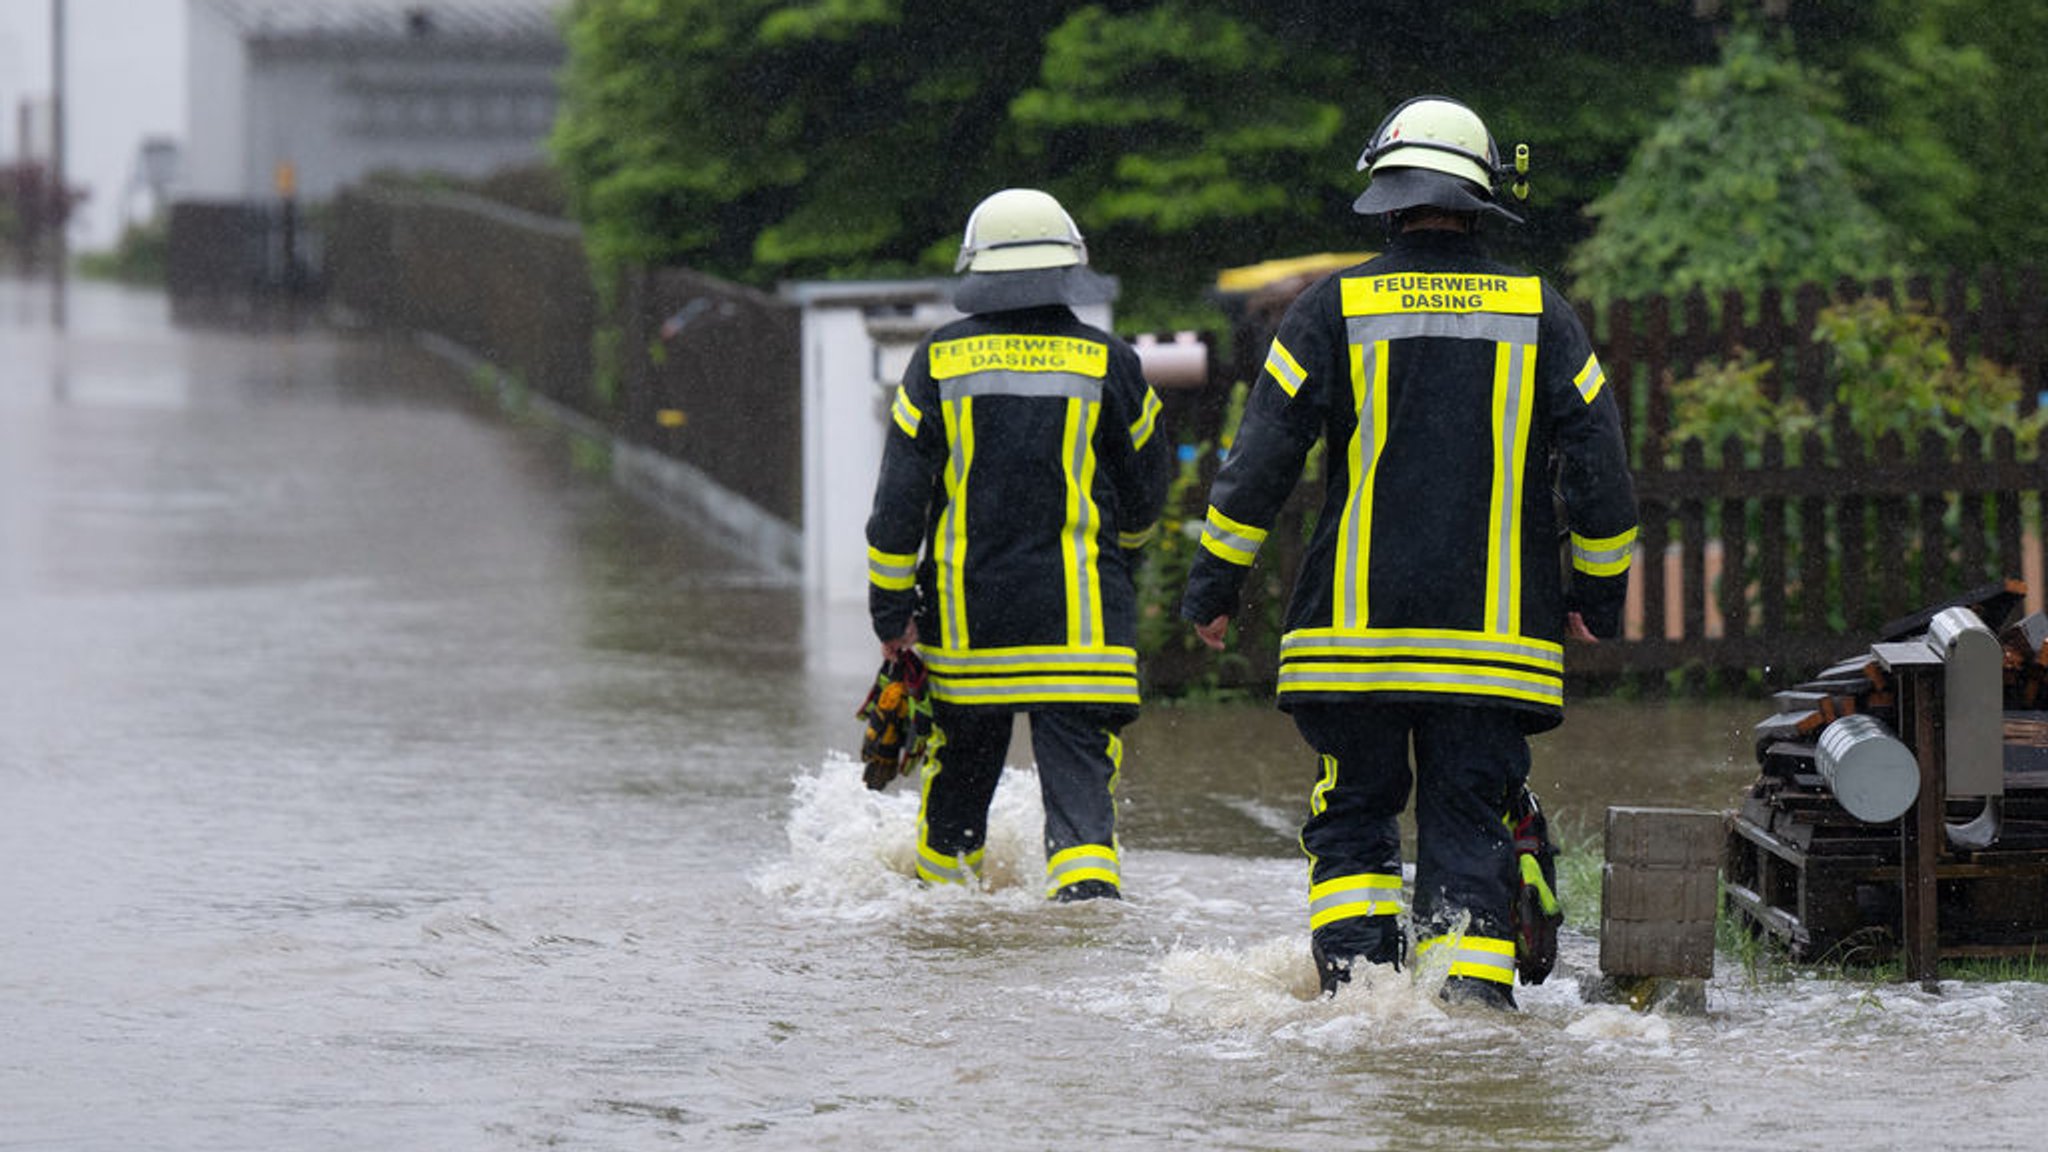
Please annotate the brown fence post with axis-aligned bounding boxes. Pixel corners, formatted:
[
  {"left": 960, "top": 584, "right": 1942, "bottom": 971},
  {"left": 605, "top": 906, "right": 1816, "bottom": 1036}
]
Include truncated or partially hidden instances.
[{"left": 1717, "top": 435, "right": 1748, "bottom": 641}]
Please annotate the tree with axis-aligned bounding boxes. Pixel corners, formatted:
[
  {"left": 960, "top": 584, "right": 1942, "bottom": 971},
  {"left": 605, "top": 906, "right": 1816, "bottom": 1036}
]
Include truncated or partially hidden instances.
[
  {"left": 1009, "top": 2, "right": 1346, "bottom": 327},
  {"left": 550, "top": 0, "right": 1071, "bottom": 286},
  {"left": 561, "top": 2, "right": 2048, "bottom": 323},
  {"left": 1919, "top": 0, "right": 2048, "bottom": 270},
  {"left": 550, "top": 0, "right": 1728, "bottom": 320},
  {"left": 1566, "top": 28, "right": 1897, "bottom": 308}
]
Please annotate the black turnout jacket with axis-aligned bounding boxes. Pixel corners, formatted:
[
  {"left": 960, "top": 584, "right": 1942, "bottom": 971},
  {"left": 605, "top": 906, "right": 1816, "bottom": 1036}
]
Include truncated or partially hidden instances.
[
  {"left": 1181, "top": 231, "right": 1637, "bottom": 730},
  {"left": 867, "top": 305, "right": 1171, "bottom": 714}
]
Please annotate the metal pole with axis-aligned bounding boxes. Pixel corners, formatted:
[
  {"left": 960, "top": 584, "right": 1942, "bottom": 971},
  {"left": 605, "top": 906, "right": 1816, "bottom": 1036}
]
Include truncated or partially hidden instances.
[{"left": 50, "top": 0, "right": 67, "bottom": 328}]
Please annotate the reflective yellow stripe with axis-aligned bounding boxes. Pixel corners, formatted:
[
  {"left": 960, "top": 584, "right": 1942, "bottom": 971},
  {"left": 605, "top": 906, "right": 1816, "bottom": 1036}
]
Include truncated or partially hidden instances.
[
  {"left": 1335, "top": 338, "right": 1387, "bottom": 628},
  {"left": 929, "top": 677, "right": 1139, "bottom": 707},
  {"left": 1060, "top": 397, "right": 1106, "bottom": 648},
  {"left": 1486, "top": 340, "right": 1535, "bottom": 635},
  {"left": 891, "top": 385, "right": 923, "bottom": 437},
  {"left": 1199, "top": 506, "right": 1268, "bottom": 566},
  {"left": 1278, "top": 627, "right": 1565, "bottom": 706},
  {"left": 1281, "top": 627, "right": 1565, "bottom": 671},
  {"left": 1263, "top": 337, "right": 1307, "bottom": 398},
  {"left": 1118, "top": 521, "right": 1158, "bottom": 550},
  {"left": 922, "top": 644, "right": 1141, "bottom": 708},
  {"left": 1308, "top": 753, "right": 1338, "bottom": 818},
  {"left": 1278, "top": 662, "right": 1564, "bottom": 708},
  {"left": 937, "top": 395, "right": 974, "bottom": 648},
  {"left": 1046, "top": 843, "right": 1120, "bottom": 896},
  {"left": 1308, "top": 872, "right": 1406, "bottom": 929},
  {"left": 915, "top": 841, "right": 984, "bottom": 886},
  {"left": 1129, "top": 387, "right": 1163, "bottom": 450},
  {"left": 1418, "top": 933, "right": 1517, "bottom": 985},
  {"left": 1570, "top": 526, "right": 1637, "bottom": 577},
  {"left": 1574, "top": 353, "right": 1606, "bottom": 404},
  {"left": 917, "top": 727, "right": 982, "bottom": 886},
  {"left": 920, "top": 644, "right": 1141, "bottom": 674},
  {"left": 867, "top": 545, "right": 918, "bottom": 591}
]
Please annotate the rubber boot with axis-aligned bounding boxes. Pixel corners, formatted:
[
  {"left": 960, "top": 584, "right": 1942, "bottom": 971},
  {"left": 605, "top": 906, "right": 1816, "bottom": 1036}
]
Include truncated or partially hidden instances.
[
  {"left": 1441, "top": 975, "right": 1518, "bottom": 1011},
  {"left": 1311, "top": 914, "right": 1404, "bottom": 995},
  {"left": 1054, "top": 878, "right": 1122, "bottom": 903}
]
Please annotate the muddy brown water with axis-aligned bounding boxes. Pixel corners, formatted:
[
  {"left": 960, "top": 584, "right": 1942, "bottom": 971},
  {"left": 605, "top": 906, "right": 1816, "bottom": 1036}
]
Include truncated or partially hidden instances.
[{"left": 4, "top": 277, "right": 2043, "bottom": 1150}]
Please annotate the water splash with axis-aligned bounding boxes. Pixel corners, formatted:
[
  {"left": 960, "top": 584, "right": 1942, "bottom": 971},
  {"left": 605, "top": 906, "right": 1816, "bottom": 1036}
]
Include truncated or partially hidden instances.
[{"left": 752, "top": 752, "right": 1054, "bottom": 915}]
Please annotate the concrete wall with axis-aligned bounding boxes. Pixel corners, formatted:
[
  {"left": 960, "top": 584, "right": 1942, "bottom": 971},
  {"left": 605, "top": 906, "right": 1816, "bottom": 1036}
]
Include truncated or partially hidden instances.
[{"left": 324, "top": 184, "right": 805, "bottom": 575}]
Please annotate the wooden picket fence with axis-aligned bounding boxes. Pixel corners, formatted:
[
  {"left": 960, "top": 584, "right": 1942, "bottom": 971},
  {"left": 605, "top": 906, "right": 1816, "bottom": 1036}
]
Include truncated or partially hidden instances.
[{"left": 1573, "top": 273, "right": 2047, "bottom": 681}]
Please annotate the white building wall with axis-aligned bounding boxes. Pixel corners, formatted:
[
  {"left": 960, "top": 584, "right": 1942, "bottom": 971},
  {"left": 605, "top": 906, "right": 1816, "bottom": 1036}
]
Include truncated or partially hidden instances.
[
  {"left": 245, "top": 52, "right": 559, "bottom": 202},
  {"left": 182, "top": 1, "right": 561, "bottom": 204},
  {"left": 182, "top": 1, "right": 252, "bottom": 199}
]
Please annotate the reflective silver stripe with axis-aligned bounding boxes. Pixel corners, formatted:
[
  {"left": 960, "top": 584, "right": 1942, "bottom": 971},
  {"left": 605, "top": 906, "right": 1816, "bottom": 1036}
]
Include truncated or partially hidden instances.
[
  {"left": 1276, "top": 663, "right": 1563, "bottom": 706},
  {"left": 937, "top": 398, "right": 973, "bottom": 647},
  {"left": 1574, "top": 354, "right": 1605, "bottom": 404},
  {"left": 1419, "top": 935, "right": 1517, "bottom": 982},
  {"left": 1280, "top": 630, "right": 1563, "bottom": 671},
  {"left": 921, "top": 647, "right": 1138, "bottom": 674},
  {"left": 917, "top": 845, "right": 977, "bottom": 885},
  {"left": 867, "top": 549, "right": 918, "bottom": 590},
  {"left": 1065, "top": 398, "right": 1099, "bottom": 647},
  {"left": 1337, "top": 340, "right": 1381, "bottom": 629},
  {"left": 1348, "top": 312, "right": 1540, "bottom": 346},
  {"left": 1264, "top": 339, "right": 1307, "bottom": 397},
  {"left": 939, "top": 371, "right": 1103, "bottom": 403},
  {"left": 1571, "top": 528, "right": 1636, "bottom": 577},
  {"left": 1199, "top": 508, "right": 1266, "bottom": 566},
  {"left": 1308, "top": 880, "right": 1404, "bottom": 927},
  {"left": 1046, "top": 845, "right": 1119, "bottom": 892},
  {"left": 891, "top": 386, "right": 923, "bottom": 437},
  {"left": 1129, "top": 388, "right": 1162, "bottom": 450},
  {"left": 933, "top": 679, "right": 1140, "bottom": 705},
  {"left": 1491, "top": 342, "right": 1531, "bottom": 634}
]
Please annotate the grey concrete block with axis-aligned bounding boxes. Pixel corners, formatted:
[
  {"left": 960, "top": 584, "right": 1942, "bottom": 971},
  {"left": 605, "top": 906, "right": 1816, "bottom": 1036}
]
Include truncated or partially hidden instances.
[
  {"left": 1600, "top": 917, "right": 1717, "bottom": 979},
  {"left": 1602, "top": 863, "right": 1721, "bottom": 923},
  {"left": 1605, "top": 806, "right": 1725, "bottom": 869}
]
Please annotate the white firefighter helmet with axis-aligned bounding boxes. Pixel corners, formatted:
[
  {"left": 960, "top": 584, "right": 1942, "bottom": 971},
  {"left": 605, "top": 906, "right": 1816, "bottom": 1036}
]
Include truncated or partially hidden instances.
[
  {"left": 1352, "top": 96, "right": 1524, "bottom": 223},
  {"left": 954, "top": 188, "right": 1088, "bottom": 274}
]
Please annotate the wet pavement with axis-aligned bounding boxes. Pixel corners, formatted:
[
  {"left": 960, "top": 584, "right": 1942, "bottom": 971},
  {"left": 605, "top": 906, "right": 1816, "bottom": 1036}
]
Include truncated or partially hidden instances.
[{"left": 4, "top": 275, "right": 2045, "bottom": 1150}]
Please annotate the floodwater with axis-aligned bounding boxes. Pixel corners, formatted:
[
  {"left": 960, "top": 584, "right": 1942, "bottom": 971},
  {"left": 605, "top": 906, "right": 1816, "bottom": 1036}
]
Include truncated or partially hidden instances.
[{"left": 4, "top": 275, "right": 2045, "bottom": 1151}]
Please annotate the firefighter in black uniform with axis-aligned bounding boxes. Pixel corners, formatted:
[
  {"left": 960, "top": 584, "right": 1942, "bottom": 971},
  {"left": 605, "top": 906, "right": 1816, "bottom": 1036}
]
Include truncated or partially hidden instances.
[
  {"left": 867, "top": 188, "right": 1172, "bottom": 901},
  {"left": 1181, "top": 97, "right": 1637, "bottom": 1005}
]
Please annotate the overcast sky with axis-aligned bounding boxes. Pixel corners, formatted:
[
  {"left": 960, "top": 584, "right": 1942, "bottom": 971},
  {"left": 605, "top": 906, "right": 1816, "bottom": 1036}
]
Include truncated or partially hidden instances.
[{"left": 0, "top": 0, "right": 186, "bottom": 249}]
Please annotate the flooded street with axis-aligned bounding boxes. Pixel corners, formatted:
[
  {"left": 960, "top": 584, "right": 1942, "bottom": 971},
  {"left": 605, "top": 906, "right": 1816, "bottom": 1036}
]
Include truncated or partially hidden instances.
[{"left": 4, "top": 276, "right": 2045, "bottom": 1150}]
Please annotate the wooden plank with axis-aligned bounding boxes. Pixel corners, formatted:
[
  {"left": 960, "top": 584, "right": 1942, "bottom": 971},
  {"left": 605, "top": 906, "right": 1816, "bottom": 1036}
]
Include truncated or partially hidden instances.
[
  {"left": 1799, "top": 432, "right": 1831, "bottom": 635},
  {"left": 1680, "top": 440, "right": 1708, "bottom": 642},
  {"left": 1718, "top": 437, "right": 1750, "bottom": 640},
  {"left": 1994, "top": 431, "right": 2023, "bottom": 582},
  {"left": 1759, "top": 435, "right": 1788, "bottom": 636},
  {"left": 1793, "top": 282, "right": 1828, "bottom": 412},
  {"left": 1902, "top": 671, "right": 1942, "bottom": 985},
  {"left": 1919, "top": 430, "right": 1952, "bottom": 602},
  {"left": 1872, "top": 640, "right": 1939, "bottom": 669},
  {"left": 1643, "top": 294, "right": 1672, "bottom": 457},
  {"left": 1838, "top": 434, "right": 1869, "bottom": 632},
  {"left": 1959, "top": 432, "right": 1990, "bottom": 585}
]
